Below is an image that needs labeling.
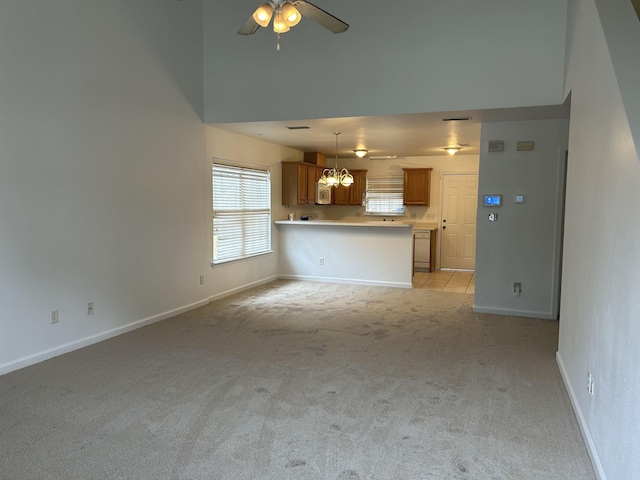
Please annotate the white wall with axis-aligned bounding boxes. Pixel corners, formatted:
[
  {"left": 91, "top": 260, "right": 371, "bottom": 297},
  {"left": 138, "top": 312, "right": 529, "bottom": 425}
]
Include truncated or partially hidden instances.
[
  {"left": 204, "top": 0, "right": 568, "bottom": 123},
  {"left": 0, "top": 1, "right": 208, "bottom": 373},
  {"left": 558, "top": 0, "right": 640, "bottom": 478},
  {"left": 205, "top": 127, "right": 302, "bottom": 300},
  {"left": 277, "top": 223, "right": 413, "bottom": 288},
  {"left": 473, "top": 119, "right": 569, "bottom": 320}
]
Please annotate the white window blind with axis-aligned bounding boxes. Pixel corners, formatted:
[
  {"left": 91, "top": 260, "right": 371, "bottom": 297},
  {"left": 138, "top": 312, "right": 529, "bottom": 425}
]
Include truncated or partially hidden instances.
[
  {"left": 212, "top": 164, "right": 271, "bottom": 265},
  {"left": 366, "top": 176, "right": 405, "bottom": 215}
]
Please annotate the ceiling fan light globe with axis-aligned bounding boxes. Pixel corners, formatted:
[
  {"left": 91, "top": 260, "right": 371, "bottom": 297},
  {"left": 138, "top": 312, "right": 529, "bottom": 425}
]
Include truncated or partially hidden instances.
[
  {"left": 282, "top": 3, "right": 301, "bottom": 26},
  {"left": 273, "top": 11, "right": 290, "bottom": 33},
  {"left": 252, "top": 4, "right": 274, "bottom": 28}
]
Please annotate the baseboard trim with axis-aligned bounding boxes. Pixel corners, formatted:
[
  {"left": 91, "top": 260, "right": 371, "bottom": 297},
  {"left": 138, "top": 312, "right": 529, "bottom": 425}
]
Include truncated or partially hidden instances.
[
  {"left": 208, "top": 275, "right": 280, "bottom": 302},
  {"left": 472, "top": 304, "right": 556, "bottom": 320},
  {"left": 556, "top": 352, "right": 606, "bottom": 480},
  {"left": 0, "top": 298, "right": 210, "bottom": 376},
  {"left": 277, "top": 274, "right": 412, "bottom": 289}
]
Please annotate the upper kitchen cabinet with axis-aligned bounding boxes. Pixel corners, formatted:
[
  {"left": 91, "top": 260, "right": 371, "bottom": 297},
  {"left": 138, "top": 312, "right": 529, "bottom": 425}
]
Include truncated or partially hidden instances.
[
  {"left": 282, "top": 161, "right": 322, "bottom": 205},
  {"left": 403, "top": 168, "right": 433, "bottom": 206},
  {"left": 332, "top": 170, "right": 367, "bottom": 205}
]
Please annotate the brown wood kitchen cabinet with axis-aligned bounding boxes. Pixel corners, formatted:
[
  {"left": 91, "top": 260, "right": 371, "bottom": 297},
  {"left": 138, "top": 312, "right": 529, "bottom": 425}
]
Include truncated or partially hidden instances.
[
  {"left": 332, "top": 170, "right": 367, "bottom": 205},
  {"left": 403, "top": 168, "right": 433, "bottom": 206},
  {"left": 281, "top": 161, "right": 322, "bottom": 205}
]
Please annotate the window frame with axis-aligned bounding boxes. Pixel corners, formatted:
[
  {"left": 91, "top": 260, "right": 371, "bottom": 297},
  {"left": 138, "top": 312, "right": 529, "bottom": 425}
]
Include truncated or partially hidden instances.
[
  {"left": 365, "top": 175, "right": 406, "bottom": 216},
  {"left": 212, "top": 162, "right": 272, "bottom": 266}
]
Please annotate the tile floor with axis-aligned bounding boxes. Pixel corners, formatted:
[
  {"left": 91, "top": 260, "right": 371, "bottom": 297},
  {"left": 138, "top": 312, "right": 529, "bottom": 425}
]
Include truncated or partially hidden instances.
[{"left": 413, "top": 269, "right": 475, "bottom": 294}]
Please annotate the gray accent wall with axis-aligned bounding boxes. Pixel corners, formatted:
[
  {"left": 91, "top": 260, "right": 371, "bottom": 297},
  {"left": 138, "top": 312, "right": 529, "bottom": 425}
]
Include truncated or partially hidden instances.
[
  {"left": 203, "top": 0, "right": 569, "bottom": 123},
  {"left": 474, "top": 119, "right": 569, "bottom": 320}
]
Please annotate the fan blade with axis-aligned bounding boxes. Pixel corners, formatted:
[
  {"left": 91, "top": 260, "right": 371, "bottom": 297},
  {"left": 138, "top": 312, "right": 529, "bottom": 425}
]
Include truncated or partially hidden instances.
[
  {"left": 293, "top": 1, "right": 349, "bottom": 33},
  {"left": 238, "top": 15, "right": 260, "bottom": 35}
]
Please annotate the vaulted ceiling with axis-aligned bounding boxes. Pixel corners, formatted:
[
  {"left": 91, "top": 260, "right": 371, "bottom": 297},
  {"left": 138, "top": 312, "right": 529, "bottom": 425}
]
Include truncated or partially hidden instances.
[{"left": 206, "top": 0, "right": 570, "bottom": 157}]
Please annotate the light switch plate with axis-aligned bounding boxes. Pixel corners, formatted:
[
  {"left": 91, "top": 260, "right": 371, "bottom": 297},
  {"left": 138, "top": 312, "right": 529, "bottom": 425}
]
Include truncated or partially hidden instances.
[{"left": 515, "top": 194, "right": 526, "bottom": 203}]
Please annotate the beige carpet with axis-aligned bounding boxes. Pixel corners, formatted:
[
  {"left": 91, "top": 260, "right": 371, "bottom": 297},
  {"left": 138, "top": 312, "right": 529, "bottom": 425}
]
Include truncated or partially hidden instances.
[{"left": 0, "top": 280, "right": 595, "bottom": 479}]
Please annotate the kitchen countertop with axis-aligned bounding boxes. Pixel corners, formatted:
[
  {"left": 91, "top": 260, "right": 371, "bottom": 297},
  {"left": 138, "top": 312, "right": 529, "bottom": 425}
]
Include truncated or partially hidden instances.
[
  {"left": 274, "top": 220, "right": 438, "bottom": 230},
  {"left": 409, "top": 222, "right": 439, "bottom": 231},
  {"left": 274, "top": 220, "right": 412, "bottom": 228}
]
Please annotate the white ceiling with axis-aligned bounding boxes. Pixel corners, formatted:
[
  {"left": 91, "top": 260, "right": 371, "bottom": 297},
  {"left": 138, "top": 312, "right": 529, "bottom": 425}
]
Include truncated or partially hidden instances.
[{"left": 212, "top": 102, "right": 570, "bottom": 158}]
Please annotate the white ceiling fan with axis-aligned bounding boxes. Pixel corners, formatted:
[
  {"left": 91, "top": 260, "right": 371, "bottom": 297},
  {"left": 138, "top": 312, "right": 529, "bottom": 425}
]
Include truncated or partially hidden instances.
[{"left": 238, "top": 1, "right": 349, "bottom": 49}]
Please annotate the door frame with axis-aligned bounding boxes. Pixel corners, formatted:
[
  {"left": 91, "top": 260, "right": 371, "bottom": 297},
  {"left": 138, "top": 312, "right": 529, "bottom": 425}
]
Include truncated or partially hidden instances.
[{"left": 439, "top": 173, "right": 479, "bottom": 271}]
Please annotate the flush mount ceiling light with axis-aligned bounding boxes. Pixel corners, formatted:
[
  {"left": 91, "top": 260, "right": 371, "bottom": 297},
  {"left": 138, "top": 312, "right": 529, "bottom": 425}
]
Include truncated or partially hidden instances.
[
  {"left": 353, "top": 149, "right": 368, "bottom": 158},
  {"left": 238, "top": 1, "right": 349, "bottom": 50},
  {"left": 444, "top": 147, "right": 462, "bottom": 155},
  {"left": 319, "top": 132, "right": 354, "bottom": 187}
]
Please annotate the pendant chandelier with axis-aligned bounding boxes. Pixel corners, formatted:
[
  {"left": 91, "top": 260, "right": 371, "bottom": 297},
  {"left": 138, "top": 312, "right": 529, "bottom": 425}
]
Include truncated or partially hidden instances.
[{"left": 319, "top": 132, "right": 354, "bottom": 187}]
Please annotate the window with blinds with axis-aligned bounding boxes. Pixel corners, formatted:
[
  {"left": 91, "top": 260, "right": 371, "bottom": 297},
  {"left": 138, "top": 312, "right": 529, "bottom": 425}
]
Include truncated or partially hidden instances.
[
  {"left": 212, "top": 164, "right": 271, "bottom": 265},
  {"left": 365, "top": 176, "right": 405, "bottom": 215}
]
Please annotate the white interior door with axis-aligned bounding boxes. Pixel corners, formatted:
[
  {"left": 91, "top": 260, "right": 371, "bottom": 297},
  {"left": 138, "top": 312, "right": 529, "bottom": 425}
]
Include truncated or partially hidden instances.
[{"left": 441, "top": 174, "right": 478, "bottom": 270}]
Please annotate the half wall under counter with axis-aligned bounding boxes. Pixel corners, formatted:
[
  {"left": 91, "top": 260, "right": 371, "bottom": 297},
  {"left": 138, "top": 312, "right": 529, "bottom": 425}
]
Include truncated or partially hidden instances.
[{"left": 275, "top": 220, "right": 414, "bottom": 288}]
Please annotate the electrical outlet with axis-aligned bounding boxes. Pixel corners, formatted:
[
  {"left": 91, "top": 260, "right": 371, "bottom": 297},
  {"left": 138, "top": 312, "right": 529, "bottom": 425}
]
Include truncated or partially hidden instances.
[
  {"left": 87, "top": 302, "right": 94, "bottom": 315},
  {"left": 513, "top": 282, "right": 522, "bottom": 296},
  {"left": 200, "top": 275, "right": 205, "bottom": 285},
  {"left": 50, "top": 309, "right": 59, "bottom": 324},
  {"left": 319, "top": 257, "right": 324, "bottom": 265}
]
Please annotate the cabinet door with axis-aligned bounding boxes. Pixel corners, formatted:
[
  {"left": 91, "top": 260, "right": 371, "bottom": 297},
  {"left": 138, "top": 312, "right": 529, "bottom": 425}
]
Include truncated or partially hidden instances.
[
  {"left": 403, "top": 168, "right": 432, "bottom": 205},
  {"left": 306, "top": 165, "right": 318, "bottom": 204},
  {"left": 333, "top": 184, "right": 350, "bottom": 205},
  {"left": 349, "top": 170, "right": 366, "bottom": 205},
  {"left": 332, "top": 170, "right": 366, "bottom": 205},
  {"left": 282, "top": 162, "right": 323, "bottom": 205},
  {"left": 296, "top": 164, "right": 308, "bottom": 205}
]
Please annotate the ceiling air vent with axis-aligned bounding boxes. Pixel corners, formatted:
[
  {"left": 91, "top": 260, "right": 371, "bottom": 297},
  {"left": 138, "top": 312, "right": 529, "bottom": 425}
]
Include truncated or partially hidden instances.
[
  {"left": 442, "top": 116, "right": 472, "bottom": 122},
  {"left": 285, "top": 125, "right": 310, "bottom": 130}
]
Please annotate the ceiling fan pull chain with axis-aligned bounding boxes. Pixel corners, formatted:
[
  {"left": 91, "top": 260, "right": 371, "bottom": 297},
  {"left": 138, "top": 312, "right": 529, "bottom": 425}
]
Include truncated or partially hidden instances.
[{"left": 276, "top": 31, "right": 281, "bottom": 50}]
